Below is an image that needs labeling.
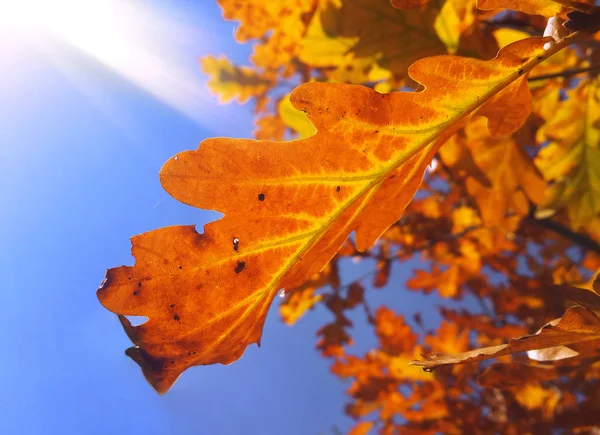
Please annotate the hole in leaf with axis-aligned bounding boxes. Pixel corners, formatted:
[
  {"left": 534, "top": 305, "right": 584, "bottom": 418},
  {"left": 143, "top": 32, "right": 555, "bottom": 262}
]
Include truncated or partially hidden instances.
[{"left": 124, "top": 315, "right": 149, "bottom": 327}]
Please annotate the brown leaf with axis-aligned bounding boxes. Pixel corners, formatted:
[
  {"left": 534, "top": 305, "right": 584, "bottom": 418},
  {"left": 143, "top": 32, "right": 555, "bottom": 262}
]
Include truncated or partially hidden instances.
[{"left": 410, "top": 306, "right": 600, "bottom": 371}]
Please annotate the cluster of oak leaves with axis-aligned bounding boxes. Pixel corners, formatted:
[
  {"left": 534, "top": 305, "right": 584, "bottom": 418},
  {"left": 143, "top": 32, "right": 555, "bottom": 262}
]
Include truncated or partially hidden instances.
[
  {"left": 202, "top": 1, "right": 599, "bottom": 433},
  {"left": 100, "top": 0, "right": 600, "bottom": 433}
]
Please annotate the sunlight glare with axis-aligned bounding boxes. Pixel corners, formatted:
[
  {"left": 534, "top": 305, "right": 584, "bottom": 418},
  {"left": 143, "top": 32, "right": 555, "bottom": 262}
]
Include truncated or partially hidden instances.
[{"left": 0, "top": 0, "right": 234, "bottom": 128}]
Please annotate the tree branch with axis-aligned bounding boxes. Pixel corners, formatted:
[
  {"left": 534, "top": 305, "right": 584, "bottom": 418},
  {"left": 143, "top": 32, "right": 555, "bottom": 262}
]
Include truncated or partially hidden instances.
[
  {"left": 528, "top": 65, "right": 600, "bottom": 82},
  {"left": 526, "top": 213, "right": 600, "bottom": 256}
]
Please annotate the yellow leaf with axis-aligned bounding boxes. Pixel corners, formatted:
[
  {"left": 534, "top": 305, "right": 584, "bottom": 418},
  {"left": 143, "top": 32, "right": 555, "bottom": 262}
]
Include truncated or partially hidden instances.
[
  {"left": 452, "top": 205, "right": 481, "bottom": 233},
  {"left": 463, "top": 117, "right": 546, "bottom": 226},
  {"left": 477, "top": 0, "right": 563, "bottom": 16},
  {"left": 200, "top": 55, "right": 273, "bottom": 104},
  {"left": 434, "top": 0, "right": 476, "bottom": 54},
  {"left": 493, "top": 28, "right": 530, "bottom": 48},
  {"left": 536, "top": 78, "right": 600, "bottom": 231},
  {"left": 300, "top": 0, "right": 445, "bottom": 82},
  {"left": 218, "top": 0, "right": 313, "bottom": 42},
  {"left": 278, "top": 94, "right": 317, "bottom": 139},
  {"left": 514, "top": 384, "right": 560, "bottom": 418}
]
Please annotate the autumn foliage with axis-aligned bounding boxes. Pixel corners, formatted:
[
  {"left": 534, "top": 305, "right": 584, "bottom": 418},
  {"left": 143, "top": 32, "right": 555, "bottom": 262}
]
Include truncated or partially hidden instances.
[{"left": 98, "top": 1, "right": 600, "bottom": 433}]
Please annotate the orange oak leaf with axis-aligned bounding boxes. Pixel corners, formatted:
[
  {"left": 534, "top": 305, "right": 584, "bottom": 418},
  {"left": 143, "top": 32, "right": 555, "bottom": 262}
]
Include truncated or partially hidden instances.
[
  {"left": 424, "top": 321, "right": 470, "bottom": 355},
  {"left": 254, "top": 114, "right": 286, "bottom": 141},
  {"left": 348, "top": 421, "right": 374, "bottom": 435},
  {"left": 98, "top": 36, "right": 566, "bottom": 393},
  {"left": 375, "top": 307, "right": 418, "bottom": 355}
]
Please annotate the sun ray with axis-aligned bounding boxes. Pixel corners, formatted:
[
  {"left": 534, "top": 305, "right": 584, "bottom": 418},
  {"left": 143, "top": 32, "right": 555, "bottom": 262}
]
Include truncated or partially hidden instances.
[{"left": 0, "top": 0, "right": 252, "bottom": 130}]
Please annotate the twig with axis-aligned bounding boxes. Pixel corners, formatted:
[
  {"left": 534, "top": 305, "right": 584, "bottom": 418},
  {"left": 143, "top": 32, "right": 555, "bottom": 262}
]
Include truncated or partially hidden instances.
[
  {"left": 528, "top": 65, "right": 600, "bottom": 82},
  {"left": 526, "top": 214, "right": 600, "bottom": 255}
]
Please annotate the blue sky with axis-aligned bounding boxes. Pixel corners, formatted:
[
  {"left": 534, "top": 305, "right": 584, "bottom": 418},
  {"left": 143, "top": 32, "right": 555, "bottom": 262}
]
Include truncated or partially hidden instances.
[{"left": 0, "top": 2, "right": 457, "bottom": 434}]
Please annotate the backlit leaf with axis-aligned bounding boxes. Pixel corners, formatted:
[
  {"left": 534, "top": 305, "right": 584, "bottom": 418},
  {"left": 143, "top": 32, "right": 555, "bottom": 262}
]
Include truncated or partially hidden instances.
[
  {"left": 278, "top": 94, "right": 317, "bottom": 139},
  {"left": 217, "top": 0, "right": 313, "bottom": 42},
  {"left": 462, "top": 117, "right": 547, "bottom": 226},
  {"left": 200, "top": 56, "right": 274, "bottom": 104},
  {"left": 536, "top": 78, "right": 600, "bottom": 233},
  {"left": 477, "top": 0, "right": 563, "bottom": 16},
  {"left": 299, "top": 0, "right": 446, "bottom": 82},
  {"left": 98, "top": 37, "right": 562, "bottom": 393}
]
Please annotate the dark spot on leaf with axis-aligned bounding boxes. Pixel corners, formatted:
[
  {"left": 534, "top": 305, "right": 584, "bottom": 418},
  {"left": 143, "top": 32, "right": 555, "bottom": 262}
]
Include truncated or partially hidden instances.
[
  {"left": 520, "top": 57, "right": 529, "bottom": 63},
  {"left": 171, "top": 360, "right": 175, "bottom": 364},
  {"left": 178, "top": 265, "right": 182, "bottom": 270},
  {"left": 374, "top": 130, "right": 379, "bottom": 133},
  {"left": 518, "top": 69, "right": 524, "bottom": 75},
  {"left": 133, "top": 291, "right": 138, "bottom": 296},
  {"left": 128, "top": 276, "right": 132, "bottom": 280},
  {"left": 138, "top": 282, "right": 142, "bottom": 287},
  {"left": 389, "top": 175, "right": 396, "bottom": 179},
  {"left": 235, "top": 261, "right": 246, "bottom": 274},
  {"left": 173, "top": 314, "right": 180, "bottom": 321},
  {"left": 258, "top": 193, "right": 265, "bottom": 201},
  {"left": 233, "top": 237, "right": 239, "bottom": 251},
  {"left": 336, "top": 186, "right": 341, "bottom": 193},
  {"left": 537, "top": 56, "right": 543, "bottom": 60},
  {"left": 170, "top": 304, "right": 175, "bottom": 308}
]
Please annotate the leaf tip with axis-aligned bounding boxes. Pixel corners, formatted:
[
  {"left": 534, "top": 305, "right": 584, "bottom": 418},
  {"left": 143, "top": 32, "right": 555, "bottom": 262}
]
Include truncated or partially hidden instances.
[{"left": 125, "top": 346, "right": 182, "bottom": 395}]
